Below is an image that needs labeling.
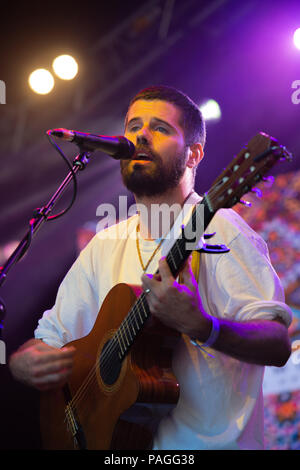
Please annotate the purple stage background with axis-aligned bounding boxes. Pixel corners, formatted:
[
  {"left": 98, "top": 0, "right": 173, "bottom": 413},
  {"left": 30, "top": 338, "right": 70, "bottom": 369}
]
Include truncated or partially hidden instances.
[{"left": 0, "top": 0, "right": 300, "bottom": 450}]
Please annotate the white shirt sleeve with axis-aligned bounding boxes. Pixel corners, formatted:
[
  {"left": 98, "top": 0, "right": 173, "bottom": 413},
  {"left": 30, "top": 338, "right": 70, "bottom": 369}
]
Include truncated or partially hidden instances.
[
  {"left": 208, "top": 231, "right": 292, "bottom": 326},
  {"left": 34, "top": 244, "right": 100, "bottom": 348}
]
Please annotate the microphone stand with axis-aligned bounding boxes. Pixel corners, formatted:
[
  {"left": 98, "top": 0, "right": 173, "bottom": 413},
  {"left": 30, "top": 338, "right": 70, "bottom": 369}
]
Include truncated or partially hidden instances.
[{"left": 0, "top": 150, "right": 91, "bottom": 340}]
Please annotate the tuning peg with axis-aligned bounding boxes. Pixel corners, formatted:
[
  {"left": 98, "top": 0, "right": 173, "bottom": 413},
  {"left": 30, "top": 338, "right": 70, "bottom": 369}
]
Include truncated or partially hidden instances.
[
  {"left": 239, "top": 199, "right": 252, "bottom": 207},
  {"left": 280, "top": 146, "right": 293, "bottom": 161},
  {"left": 262, "top": 175, "right": 274, "bottom": 187},
  {"left": 203, "top": 232, "right": 216, "bottom": 240},
  {"left": 251, "top": 187, "right": 262, "bottom": 198}
]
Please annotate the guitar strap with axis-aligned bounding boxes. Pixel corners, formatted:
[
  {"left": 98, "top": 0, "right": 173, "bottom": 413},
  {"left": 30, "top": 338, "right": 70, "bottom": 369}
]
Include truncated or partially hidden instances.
[
  {"left": 178, "top": 250, "right": 201, "bottom": 285},
  {"left": 191, "top": 250, "right": 201, "bottom": 283}
]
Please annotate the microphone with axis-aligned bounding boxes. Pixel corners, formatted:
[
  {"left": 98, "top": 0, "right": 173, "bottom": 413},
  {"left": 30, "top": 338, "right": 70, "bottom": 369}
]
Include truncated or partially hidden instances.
[{"left": 47, "top": 128, "right": 135, "bottom": 159}]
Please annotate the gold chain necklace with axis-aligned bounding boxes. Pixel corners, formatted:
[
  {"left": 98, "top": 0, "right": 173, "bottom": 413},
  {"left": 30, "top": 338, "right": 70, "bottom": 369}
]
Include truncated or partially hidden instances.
[
  {"left": 136, "top": 223, "right": 164, "bottom": 272},
  {"left": 135, "top": 192, "right": 195, "bottom": 273}
]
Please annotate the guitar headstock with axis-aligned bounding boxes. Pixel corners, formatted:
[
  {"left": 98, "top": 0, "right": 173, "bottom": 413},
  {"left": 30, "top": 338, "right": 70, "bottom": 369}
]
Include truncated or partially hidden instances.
[{"left": 205, "top": 132, "right": 292, "bottom": 213}]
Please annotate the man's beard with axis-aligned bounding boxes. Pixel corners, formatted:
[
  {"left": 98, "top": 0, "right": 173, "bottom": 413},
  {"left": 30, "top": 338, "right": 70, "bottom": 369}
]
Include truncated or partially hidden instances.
[{"left": 120, "top": 145, "right": 188, "bottom": 198}]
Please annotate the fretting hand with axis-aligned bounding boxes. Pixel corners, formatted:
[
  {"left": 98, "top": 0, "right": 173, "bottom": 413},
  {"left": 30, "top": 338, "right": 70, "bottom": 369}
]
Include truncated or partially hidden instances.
[{"left": 141, "top": 256, "right": 211, "bottom": 340}]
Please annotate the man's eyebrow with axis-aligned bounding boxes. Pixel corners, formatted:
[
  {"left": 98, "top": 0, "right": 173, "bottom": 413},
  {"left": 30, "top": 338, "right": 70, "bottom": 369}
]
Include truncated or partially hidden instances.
[
  {"left": 126, "top": 117, "right": 141, "bottom": 128},
  {"left": 126, "top": 116, "right": 176, "bottom": 130},
  {"left": 151, "top": 117, "right": 175, "bottom": 130}
]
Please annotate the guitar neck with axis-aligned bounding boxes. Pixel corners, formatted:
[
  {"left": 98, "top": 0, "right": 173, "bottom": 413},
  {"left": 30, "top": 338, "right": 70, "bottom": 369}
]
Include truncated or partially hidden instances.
[{"left": 113, "top": 196, "right": 215, "bottom": 361}]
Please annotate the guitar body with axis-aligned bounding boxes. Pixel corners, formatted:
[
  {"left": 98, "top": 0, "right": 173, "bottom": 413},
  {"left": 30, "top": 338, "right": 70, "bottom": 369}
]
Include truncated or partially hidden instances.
[{"left": 40, "top": 283, "right": 180, "bottom": 450}]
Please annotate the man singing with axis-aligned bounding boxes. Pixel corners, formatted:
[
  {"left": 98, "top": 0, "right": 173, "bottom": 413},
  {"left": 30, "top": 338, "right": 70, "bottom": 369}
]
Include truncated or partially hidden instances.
[{"left": 9, "top": 85, "right": 292, "bottom": 450}]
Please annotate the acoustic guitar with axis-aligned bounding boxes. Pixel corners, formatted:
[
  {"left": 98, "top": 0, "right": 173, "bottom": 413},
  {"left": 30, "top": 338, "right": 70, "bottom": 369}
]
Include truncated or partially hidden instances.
[{"left": 40, "top": 132, "right": 291, "bottom": 449}]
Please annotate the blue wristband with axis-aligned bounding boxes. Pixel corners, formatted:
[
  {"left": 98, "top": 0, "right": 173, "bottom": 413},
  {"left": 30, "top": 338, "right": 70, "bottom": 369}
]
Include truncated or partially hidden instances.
[{"left": 190, "top": 315, "right": 220, "bottom": 350}]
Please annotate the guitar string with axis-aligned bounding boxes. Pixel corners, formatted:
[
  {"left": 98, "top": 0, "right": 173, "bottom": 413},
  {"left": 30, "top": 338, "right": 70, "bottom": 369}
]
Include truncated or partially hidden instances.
[{"left": 64, "top": 182, "right": 235, "bottom": 411}]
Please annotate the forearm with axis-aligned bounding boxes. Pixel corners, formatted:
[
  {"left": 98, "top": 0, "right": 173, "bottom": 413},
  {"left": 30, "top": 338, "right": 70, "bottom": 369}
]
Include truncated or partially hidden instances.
[{"left": 195, "top": 316, "right": 291, "bottom": 367}]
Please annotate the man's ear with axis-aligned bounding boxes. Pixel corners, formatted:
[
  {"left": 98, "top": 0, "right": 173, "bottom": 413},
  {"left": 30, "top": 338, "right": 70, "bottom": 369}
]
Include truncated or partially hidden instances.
[{"left": 186, "top": 143, "right": 204, "bottom": 169}]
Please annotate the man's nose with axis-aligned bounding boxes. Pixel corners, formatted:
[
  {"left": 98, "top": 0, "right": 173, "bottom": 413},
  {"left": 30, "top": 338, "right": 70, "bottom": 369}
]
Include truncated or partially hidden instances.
[
  {"left": 136, "top": 125, "right": 151, "bottom": 146},
  {"left": 136, "top": 134, "right": 149, "bottom": 146}
]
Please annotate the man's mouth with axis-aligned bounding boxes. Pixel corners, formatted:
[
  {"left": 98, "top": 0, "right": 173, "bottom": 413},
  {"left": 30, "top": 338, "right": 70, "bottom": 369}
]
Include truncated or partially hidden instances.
[{"left": 132, "top": 151, "right": 153, "bottom": 161}]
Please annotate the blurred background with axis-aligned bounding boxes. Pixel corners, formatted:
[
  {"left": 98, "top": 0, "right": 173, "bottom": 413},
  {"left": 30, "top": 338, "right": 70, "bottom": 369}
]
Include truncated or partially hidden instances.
[{"left": 0, "top": 0, "right": 300, "bottom": 450}]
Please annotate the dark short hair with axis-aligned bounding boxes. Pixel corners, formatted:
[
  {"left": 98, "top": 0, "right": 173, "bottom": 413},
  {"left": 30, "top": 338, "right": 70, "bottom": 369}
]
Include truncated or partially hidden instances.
[{"left": 126, "top": 85, "right": 206, "bottom": 148}]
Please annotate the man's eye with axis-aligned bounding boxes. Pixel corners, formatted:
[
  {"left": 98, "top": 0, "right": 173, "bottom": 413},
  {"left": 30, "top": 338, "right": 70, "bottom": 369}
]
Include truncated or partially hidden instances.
[
  {"left": 156, "top": 126, "right": 168, "bottom": 134},
  {"left": 129, "top": 126, "right": 140, "bottom": 132}
]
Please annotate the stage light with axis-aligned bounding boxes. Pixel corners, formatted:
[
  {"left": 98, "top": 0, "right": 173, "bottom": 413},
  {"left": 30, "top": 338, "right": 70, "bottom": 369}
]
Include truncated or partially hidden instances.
[
  {"left": 52, "top": 55, "right": 78, "bottom": 80},
  {"left": 28, "top": 69, "right": 54, "bottom": 95},
  {"left": 200, "top": 99, "right": 221, "bottom": 120},
  {"left": 293, "top": 28, "right": 300, "bottom": 50}
]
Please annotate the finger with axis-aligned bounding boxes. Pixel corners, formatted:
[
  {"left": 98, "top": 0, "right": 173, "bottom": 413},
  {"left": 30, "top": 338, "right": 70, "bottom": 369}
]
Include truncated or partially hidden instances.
[
  {"left": 33, "top": 369, "right": 72, "bottom": 390},
  {"left": 61, "top": 346, "right": 76, "bottom": 355},
  {"left": 157, "top": 257, "right": 174, "bottom": 284},
  {"left": 35, "top": 341, "right": 76, "bottom": 355},
  {"left": 141, "top": 273, "right": 153, "bottom": 290},
  {"left": 141, "top": 275, "right": 161, "bottom": 306},
  {"left": 33, "top": 357, "right": 74, "bottom": 378},
  {"left": 32, "top": 346, "right": 76, "bottom": 366}
]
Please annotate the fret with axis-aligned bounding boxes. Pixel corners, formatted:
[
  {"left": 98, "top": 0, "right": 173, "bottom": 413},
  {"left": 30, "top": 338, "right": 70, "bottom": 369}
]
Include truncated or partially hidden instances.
[
  {"left": 134, "top": 310, "right": 141, "bottom": 330},
  {"left": 129, "top": 309, "right": 141, "bottom": 337},
  {"left": 179, "top": 236, "right": 190, "bottom": 258},
  {"left": 117, "top": 329, "right": 126, "bottom": 354},
  {"left": 131, "top": 303, "right": 142, "bottom": 330},
  {"left": 140, "top": 295, "right": 150, "bottom": 320},
  {"left": 115, "top": 333, "right": 124, "bottom": 357},
  {"left": 174, "top": 239, "right": 184, "bottom": 260},
  {"left": 119, "top": 325, "right": 127, "bottom": 349},
  {"left": 118, "top": 330, "right": 128, "bottom": 358},
  {"left": 114, "top": 295, "right": 151, "bottom": 359},
  {"left": 125, "top": 321, "right": 133, "bottom": 342},
  {"left": 168, "top": 249, "right": 177, "bottom": 273},
  {"left": 122, "top": 325, "right": 130, "bottom": 347},
  {"left": 136, "top": 300, "right": 144, "bottom": 323},
  {"left": 125, "top": 313, "right": 137, "bottom": 348},
  {"left": 130, "top": 321, "right": 136, "bottom": 336},
  {"left": 131, "top": 309, "right": 140, "bottom": 333}
]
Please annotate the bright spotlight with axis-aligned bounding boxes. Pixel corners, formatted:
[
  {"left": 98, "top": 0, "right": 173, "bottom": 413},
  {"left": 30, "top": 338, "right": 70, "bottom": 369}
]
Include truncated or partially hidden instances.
[
  {"left": 28, "top": 69, "right": 55, "bottom": 95},
  {"left": 293, "top": 28, "right": 300, "bottom": 50},
  {"left": 52, "top": 55, "right": 78, "bottom": 80},
  {"left": 200, "top": 99, "right": 221, "bottom": 121}
]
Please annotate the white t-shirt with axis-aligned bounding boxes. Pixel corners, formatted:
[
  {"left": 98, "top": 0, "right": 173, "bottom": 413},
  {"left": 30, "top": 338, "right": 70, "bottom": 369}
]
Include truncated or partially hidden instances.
[{"left": 34, "top": 193, "right": 292, "bottom": 450}]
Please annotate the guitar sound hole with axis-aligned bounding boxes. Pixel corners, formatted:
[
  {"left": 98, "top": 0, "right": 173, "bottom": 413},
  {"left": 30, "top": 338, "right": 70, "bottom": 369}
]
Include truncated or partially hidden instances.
[{"left": 99, "top": 339, "right": 122, "bottom": 386}]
